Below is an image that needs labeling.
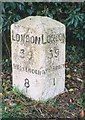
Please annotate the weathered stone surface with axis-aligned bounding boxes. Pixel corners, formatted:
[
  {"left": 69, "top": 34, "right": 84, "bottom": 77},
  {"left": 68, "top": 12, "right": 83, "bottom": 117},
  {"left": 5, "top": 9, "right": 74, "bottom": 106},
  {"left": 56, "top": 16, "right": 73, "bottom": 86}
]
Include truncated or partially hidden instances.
[{"left": 11, "top": 16, "right": 66, "bottom": 101}]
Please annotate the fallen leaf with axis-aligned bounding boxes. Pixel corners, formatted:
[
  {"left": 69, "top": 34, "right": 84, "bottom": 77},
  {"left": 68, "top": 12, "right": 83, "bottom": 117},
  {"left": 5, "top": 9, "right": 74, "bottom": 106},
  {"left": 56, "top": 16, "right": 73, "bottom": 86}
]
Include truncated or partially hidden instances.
[
  {"left": 69, "top": 99, "right": 72, "bottom": 103},
  {"left": 69, "top": 88, "right": 74, "bottom": 92},
  {"left": 80, "top": 110, "right": 85, "bottom": 118},
  {"left": 6, "top": 91, "right": 11, "bottom": 96},
  {"left": 66, "top": 68, "right": 70, "bottom": 71},
  {"left": 66, "top": 74, "right": 71, "bottom": 79},
  {"left": 74, "top": 69, "right": 77, "bottom": 72},
  {"left": 49, "top": 108, "right": 57, "bottom": 113},
  {"left": 0, "top": 93, "right": 2, "bottom": 96}
]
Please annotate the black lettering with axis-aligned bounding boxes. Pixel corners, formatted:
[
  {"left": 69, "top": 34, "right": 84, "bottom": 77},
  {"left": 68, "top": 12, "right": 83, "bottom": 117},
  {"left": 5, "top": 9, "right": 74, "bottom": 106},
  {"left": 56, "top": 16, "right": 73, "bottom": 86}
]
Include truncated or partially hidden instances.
[
  {"left": 37, "top": 70, "right": 41, "bottom": 75},
  {"left": 19, "top": 66, "right": 22, "bottom": 71},
  {"left": 42, "top": 70, "right": 46, "bottom": 75},
  {"left": 12, "top": 30, "right": 16, "bottom": 41},
  {"left": 16, "top": 34, "right": 20, "bottom": 42},
  {"left": 26, "top": 35, "right": 29, "bottom": 42},
  {"left": 20, "top": 49, "right": 25, "bottom": 58},
  {"left": 35, "top": 36, "right": 40, "bottom": 44},
  {"left": 42, "top": 34, "right": 47, "bottom": 44},
  {"left": 13, "top": 63, "right": 17, "bottom": 68},
  {"left": 28, "top": 68, "right": 31, "bottom": 73},
  {"left": 53, "top": 78, "right": 56, "bottom": 86},
  {"left": 35, "top": 70, "right": 38, "bottom": 74},
  {"left": 31, "top": 36, "right": 34, "bottom": 43},
  {"left": 21, "top": 34, "right": 25, "bottom": 42},
  {"left": 22, "top": 67, "right": 25, "bottom": 71},
  {"left": 56, "top": 65, "right": 61, "bottom": 70},
  {"left": 49, "top": 49, "right": 53, "bottom": 59},
  {"left": 58, "top": 33, "right": 65, "bottom": 43},
  {"left": 52, "top": 66, "right": 55, "bottom": 70},
  {"left": 47, "top": 35, "right": 51, "bottom": 43},
  {"left": 32, "top": 69, "right": 35, "bottom": 74},
  {"left": 24, "top": 78, "right": 30, "bottom": 93},
  {"left": 13, "top": 64, "right": 46, "bottom": 75},
  {"left": 25, "top": 67, "right": 28, "bottom": 72},
  {"left": 17, "top": 65, "right": 19, "bottom": 69},
  {"left": 54, "top": 49, "right": 59, "bottom": 58},
  {"left": 58, "top": 33, "right": 62, "bottom": 41},
  {"left": 62, "top": 34, "right": 65, "bottom": 43},
  {"left": 52, "top": 35, "right": 56, "bottom": 43}
]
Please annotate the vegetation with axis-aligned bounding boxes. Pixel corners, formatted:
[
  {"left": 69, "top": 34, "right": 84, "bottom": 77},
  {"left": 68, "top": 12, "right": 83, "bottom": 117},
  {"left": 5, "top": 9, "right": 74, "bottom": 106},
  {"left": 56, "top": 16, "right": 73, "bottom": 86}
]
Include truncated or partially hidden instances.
[
  {"left": 1, "top": 2, "right": 85, "bottom": 119},
  {"left": 1, "top": 2, "right": 85, "bottom": 58}
]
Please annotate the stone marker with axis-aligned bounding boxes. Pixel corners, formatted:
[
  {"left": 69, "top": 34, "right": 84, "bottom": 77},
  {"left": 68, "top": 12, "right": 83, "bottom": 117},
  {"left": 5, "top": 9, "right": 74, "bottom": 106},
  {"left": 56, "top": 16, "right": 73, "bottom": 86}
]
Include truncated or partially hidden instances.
[{"left": 11, "top": 16, "right": 66, "bottom": 101}]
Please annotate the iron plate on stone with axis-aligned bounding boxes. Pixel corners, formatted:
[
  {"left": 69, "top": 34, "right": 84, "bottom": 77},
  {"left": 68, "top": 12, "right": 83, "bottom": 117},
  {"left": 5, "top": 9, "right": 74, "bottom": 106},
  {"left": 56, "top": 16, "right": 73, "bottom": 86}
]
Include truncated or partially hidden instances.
[{"left": 11, "top": 16, "right": 66, "bottom": 101}]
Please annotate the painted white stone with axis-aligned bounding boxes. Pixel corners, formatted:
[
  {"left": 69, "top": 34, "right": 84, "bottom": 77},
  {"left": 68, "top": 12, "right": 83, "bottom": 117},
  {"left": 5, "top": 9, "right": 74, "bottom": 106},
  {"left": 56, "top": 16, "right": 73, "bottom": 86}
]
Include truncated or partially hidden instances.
[{"left": 11, "top": 16, "right": 66, "bottom": 101}]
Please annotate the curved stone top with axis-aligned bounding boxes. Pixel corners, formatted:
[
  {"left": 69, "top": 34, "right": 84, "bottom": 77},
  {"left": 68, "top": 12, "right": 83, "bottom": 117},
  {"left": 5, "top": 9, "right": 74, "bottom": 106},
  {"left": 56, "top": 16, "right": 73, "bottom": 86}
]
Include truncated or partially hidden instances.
[{"left": 13, "top": 16, "right": 65, "bottom": 29}]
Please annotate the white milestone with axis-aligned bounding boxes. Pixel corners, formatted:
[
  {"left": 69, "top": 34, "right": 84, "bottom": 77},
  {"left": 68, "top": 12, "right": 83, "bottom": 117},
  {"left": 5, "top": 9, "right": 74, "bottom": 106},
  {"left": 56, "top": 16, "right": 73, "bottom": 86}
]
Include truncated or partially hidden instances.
[{"left": 11, "top": 16, "right": 66, "bottom": 101}]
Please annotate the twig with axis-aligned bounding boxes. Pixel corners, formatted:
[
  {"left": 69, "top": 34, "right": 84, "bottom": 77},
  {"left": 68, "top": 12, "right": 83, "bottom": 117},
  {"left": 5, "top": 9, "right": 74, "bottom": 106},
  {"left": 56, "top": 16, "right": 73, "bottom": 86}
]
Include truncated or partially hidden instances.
[
  {"left": 64, "top": 109, "right": 75, "bottom": 116},
  {"left": 74, "top": 102, "right": 83, "bottom": 108},
  {"left": 77, "top": 78, "right": 83, "bottom": 82},
  {"left": 38, "top": 108, "right": 45, "bottom": 117}
]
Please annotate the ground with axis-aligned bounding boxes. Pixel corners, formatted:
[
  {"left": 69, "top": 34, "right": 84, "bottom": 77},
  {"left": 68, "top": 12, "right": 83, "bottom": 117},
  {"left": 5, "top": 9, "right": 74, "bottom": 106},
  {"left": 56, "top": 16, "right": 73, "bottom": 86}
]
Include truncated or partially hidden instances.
[{"left": 1, "top": 61, "right": 85, "bottom": 119}]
